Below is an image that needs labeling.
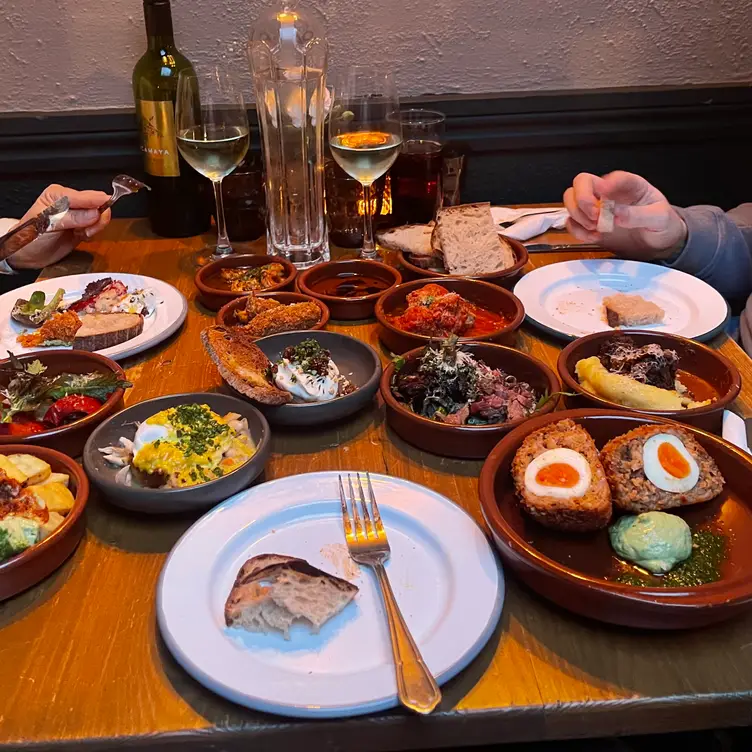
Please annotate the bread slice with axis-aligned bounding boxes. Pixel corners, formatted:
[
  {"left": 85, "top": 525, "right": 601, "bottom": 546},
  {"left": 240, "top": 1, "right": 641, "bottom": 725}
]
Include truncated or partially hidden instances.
[
  {"left": 73, "top": 313, "right": 143, "bottom": 351},
  {"left": 603, "top": 293, "right": 665, "bottom": 328},
  {"left": 201, "top": 325, "right": 291, "bottom": 405},
  {"left": 225, "top": 554, "right": 359, "bottom": 638},
  {"left": 511, "top": 418, "right": 612, "bottom": 532},
  {"left": 431, "top": 203, "right": 516, "bottom": 276},
  {"left": 377, "top": 224, "right": 435, "bottom": 257}
]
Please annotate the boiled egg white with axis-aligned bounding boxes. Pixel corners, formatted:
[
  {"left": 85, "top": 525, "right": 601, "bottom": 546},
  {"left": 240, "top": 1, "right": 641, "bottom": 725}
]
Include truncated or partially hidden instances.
[
  {"left": 642, "top": 433, "right": 699, "bottom": 493},
  {"left": 524, "top": 448, "right": 592, "bottom": 499},
  {"left": 133, "top": 422, "right": 171, "bottom": 454}
]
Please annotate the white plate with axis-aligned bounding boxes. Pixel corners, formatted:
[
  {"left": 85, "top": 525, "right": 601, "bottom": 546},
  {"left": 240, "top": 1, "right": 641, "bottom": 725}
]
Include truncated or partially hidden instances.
[
  {"left": 157, "top": 472, "right": 503, "bottom": 718},
  {"left": 0, "top": 273, "right": 187, "bottom": 361},
  {"left": 514, "top": 259, "right": 729, "bottom": 341}
]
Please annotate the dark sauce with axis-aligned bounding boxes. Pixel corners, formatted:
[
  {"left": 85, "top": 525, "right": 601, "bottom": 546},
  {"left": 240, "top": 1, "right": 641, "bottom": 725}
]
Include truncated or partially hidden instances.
[
  {"left": 612, "top": 525, "right": 728, "bottom": 588},
  {"left": 310, "top": 273, "right": 391, "bottom": 298}
]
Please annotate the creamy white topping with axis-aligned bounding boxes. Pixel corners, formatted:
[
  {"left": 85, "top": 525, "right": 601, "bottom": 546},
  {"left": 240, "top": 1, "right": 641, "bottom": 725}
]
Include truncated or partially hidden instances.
[{"left": 274, "top": 358, "right": 340, "bottom": 402}]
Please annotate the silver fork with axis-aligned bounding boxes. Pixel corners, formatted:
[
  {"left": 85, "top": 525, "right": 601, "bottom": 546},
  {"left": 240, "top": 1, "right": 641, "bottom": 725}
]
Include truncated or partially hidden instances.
[
  {"left": 339, "top": 472, "right": 441, "bottom": 715},
  {"left": 98, "top": 174, "right": 151, "bottom": 214}
]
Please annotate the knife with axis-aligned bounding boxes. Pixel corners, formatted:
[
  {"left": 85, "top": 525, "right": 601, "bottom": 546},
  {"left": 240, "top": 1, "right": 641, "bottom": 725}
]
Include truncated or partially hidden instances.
[
  {"left": 0, "top": 197, "right": 70, "bottom": 262},
  {"left": 524, "top": 242, "right": 604, "bottom": 253}
]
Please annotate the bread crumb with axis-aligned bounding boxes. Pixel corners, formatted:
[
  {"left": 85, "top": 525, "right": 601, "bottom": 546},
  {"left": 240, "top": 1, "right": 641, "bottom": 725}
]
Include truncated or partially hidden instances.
[{"left": 597, "top": 199, "right": 615, "bottom": 233}]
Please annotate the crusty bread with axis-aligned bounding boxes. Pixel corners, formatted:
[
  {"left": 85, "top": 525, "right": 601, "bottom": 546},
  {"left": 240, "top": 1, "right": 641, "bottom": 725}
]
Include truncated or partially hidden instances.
[
  {"left": 224, "top": 554, "right": 359, "bottom": 638},
  {"left": 73, "top": 313, "right": 143, "bottom": 351},
  {"left": 431, "top": 203, "right": 516, "bottom": 276},
  {"left": 512, "top": 418, "right": 612, "bottom": 532},
  {"left": 603, "top": 293, "right": 665, "bottom": 328},
  {"left": 376, "top": 223, "right": 435, "bottom": 257},
  {"left": 201, "top": 326, "right": 291, "bottom": 405},
  {"left": 601, "top": 425, "right": 725, "bottom": 512}
]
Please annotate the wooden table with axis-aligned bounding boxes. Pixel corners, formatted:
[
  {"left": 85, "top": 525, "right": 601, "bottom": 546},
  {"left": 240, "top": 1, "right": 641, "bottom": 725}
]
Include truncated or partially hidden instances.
[{"left": 2, "top": 219, "right": 752, "bottom": 751}]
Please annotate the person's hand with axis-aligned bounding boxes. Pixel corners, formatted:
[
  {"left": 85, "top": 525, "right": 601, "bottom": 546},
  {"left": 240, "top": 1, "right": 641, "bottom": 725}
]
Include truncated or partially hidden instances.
[
  {"left": 7, "top": 185, "right": 112, "bottom": 270},
  {"left": 563, "top": 171, "right": 688, "bottom": 260}
]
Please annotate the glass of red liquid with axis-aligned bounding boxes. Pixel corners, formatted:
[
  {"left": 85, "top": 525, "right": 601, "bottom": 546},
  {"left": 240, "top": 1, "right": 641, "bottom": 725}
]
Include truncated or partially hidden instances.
[{"left": 390, "top": 109, "right": 445, "bottom": 225}]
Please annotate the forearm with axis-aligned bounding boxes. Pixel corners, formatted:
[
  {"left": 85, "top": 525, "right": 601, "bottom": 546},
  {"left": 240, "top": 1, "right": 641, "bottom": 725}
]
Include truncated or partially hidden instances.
[{"left": 664, "top": 204, "right": 752, "bottom": 301}]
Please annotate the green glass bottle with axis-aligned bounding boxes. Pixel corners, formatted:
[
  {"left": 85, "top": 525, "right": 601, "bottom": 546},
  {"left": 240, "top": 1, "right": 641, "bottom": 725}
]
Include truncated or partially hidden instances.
[{"left": 132, "top": 0, "right": 210, "bottom": 237}]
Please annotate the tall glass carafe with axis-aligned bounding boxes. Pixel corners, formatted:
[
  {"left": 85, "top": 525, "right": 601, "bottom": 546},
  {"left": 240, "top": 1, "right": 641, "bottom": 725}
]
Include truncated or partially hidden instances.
[{"left": 249, "top": 4, "right": 328, "bottom": 268}]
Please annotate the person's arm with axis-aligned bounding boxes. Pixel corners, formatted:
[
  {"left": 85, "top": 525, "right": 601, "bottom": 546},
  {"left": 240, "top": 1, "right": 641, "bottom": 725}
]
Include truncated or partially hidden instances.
[{"left": 665, "top": 204, "right": 752, "bottom": 301}]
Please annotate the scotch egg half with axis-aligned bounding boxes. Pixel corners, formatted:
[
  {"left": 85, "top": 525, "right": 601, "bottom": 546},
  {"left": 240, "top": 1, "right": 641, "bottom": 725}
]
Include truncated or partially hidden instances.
[
  {"left": 524, "top": 448, "right": 592, "bottom": 499},
  {"left": 642, "top": 433, "right": 700, "bottom": 493}
]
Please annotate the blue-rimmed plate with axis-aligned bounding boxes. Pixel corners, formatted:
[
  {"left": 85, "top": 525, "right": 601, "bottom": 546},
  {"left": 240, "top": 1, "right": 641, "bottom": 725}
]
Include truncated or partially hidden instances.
[
  {"left": 157, "top": 471, "right": 503, "bottom": 718},
  {"left": 514, "top": 259, "right": 729, "bottom": 342}
]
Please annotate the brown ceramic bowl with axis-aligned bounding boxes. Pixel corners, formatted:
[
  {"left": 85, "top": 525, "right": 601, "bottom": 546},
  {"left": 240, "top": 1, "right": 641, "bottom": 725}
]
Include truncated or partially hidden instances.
[
  {"left": 0, "top": 350, "right": 128, "bottom": 457},
  {"left": 557, "top": 330, "right": 741, "bottom": 433},
  {"left": 0, "top": 444, "right": 89, "bottom": 601},
  {"left": 381, "top": 342, "right": 560, "bottom": 458},
  {"left": 397, "top": 235, "right": 528, "bottom": 290},
  {"left": 479, "top": 408, "right": 752, "bottom": 630},
  {"left": 215, "top": 291, "right": 331, "bottom": 331},
  {"left": 375, "top": 277, "right": 525, "bottom": 355},
  {"left": 195, "top": 254, "right": 297, "bottom": 311},
  {"left": 296, "top": 260, "right": 401, "bottom": 321}
]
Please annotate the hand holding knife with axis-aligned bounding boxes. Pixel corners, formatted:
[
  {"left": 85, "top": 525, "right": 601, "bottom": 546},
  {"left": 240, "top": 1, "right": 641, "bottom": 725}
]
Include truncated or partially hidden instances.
[{"left": 0, "top": 197, "right": 70, "bottom": 263}]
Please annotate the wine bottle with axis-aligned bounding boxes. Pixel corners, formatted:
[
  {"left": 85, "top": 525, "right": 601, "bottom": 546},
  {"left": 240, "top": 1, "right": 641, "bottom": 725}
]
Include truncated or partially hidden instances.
[{"left": 132, "top": 0, "right": 210, "bottom": 237}]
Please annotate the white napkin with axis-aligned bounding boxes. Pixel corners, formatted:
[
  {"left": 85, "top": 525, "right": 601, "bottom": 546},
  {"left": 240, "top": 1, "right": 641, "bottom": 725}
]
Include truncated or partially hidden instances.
[
  {"left": 490, "top": 206, "right": 569, "bottom": 241},
  {"left": 722, "top": 410, "right": 750, "bottom": 454}
]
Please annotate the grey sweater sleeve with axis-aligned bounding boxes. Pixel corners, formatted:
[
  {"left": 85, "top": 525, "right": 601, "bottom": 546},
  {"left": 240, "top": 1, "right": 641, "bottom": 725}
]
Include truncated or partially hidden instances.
[{"left": 664, "top": 204, "right": 752, "bottom": 301}]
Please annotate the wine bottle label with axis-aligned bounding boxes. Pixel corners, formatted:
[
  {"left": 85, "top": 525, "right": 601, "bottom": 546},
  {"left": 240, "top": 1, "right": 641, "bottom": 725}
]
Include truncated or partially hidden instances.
[{"left": 137, "top": 100, "right": 180, "bottom": 178}]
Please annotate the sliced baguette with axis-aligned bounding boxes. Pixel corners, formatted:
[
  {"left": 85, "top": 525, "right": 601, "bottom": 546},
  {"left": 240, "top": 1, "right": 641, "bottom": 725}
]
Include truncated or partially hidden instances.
[
  {"left": 201, "top": 325, "right": 292, "bottom": 405},
  {"left": 431, "top": 203, "right": 516, "bottom": 275},
  {"left": 224, "top": 554, "right": 358, "bottom": 638},
  {"left": 73, "top": 312, "right": 143, "bottom": 352}
]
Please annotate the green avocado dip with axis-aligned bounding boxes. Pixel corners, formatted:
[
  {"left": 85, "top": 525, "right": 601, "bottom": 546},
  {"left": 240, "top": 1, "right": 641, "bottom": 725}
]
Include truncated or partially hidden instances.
[{"left": 609, "top": 512, "right": 692, "bottom": 575}]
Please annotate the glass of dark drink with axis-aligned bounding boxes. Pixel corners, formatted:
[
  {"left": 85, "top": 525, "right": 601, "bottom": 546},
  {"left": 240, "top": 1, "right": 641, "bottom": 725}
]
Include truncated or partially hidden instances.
[{"left": 391, "top": 109, "right": 445, "bottom": 225}]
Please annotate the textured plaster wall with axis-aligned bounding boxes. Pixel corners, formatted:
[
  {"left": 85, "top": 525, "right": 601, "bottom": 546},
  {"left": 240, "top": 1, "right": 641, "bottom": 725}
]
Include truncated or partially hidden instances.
[{"left": 1, "top": 0, "right": 750, "bottom": 113}]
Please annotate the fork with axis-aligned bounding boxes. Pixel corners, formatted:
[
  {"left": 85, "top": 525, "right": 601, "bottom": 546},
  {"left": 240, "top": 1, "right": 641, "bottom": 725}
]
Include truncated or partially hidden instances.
[
  {"left": 497, "top": 208, "right": 561, "bottom": 228},
  {"left": 339, "top": 472, "right": 441, "bottom": 715},
  {"left": 98, "top": 174, "right": 151, "bottom": 214}
]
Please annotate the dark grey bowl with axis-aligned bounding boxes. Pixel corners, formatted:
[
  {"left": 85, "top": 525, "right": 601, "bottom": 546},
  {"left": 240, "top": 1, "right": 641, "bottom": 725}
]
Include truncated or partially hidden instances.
[
  {"left": 234, "top": 330, "right": 382, "bottom": 427},
  {"left": 82, "top": 393, "right": 271, "bottom": 514}
]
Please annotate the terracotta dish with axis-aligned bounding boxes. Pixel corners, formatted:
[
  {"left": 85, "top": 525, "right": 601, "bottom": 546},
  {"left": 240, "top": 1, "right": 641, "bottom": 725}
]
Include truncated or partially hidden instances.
[
  {"left": 0, "top": 444, "right": 89, "bottom": 601},
  {"left": 375, "top": 277, "right": 525, "bottom": 355},
  {"left": 557, "top": 330, "right": 741, "bottom": 433},
  {"left": 195, "top": 254, "right": 297, "bottom": 311},
  {"left": 381, "top": 342, "right": 560, "bottom": 458},
  {"left": 397, "top": 236, "right": 528, "bottom": 289},
  {"left": 479, "top": 409, "right": 752, "bottom": 630},
  {"left": 0, "top": 350, "right": 127, "bottom": 457},
  {"left": 215, "top": 291, "right": 330, "bottom": 331},
  {"left": 296, "top": 260, "right": 401, "bottom": 321}
]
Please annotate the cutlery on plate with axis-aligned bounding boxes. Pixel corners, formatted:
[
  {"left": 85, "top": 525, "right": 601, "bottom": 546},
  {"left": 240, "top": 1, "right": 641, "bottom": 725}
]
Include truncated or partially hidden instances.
[
  {"left": 0, "top": 197, "right": 70, "bottom": 261},
  {"left": 98, "top": 174, "right": 151, "bottom": 214},
  {"left": 339, "top": 472, "right": 441, "bottom": 715},
  {"left": 524, "top": 242, "right": 604, "bottom": 253}
]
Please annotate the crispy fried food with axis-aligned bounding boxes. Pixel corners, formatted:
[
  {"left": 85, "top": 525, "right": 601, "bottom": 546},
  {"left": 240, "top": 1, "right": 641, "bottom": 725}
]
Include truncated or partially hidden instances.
[
  {"left": 236, "top": 296, "right": 282, "bottom": 324},
  {"left": 242, "top": 301, "right": 322, "bottom": 338},
  {"left": 17, "top": 310, "right": 82, "bottom": 347}
]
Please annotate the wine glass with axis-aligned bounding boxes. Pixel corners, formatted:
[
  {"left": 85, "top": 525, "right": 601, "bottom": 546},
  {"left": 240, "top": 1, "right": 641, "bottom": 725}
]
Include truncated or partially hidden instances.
[
  {"left": 329, "top": 67, "right": 402, "bottom": 259},
  {"left": 176, "top": 66, "right": 250, "bottom": 265}
]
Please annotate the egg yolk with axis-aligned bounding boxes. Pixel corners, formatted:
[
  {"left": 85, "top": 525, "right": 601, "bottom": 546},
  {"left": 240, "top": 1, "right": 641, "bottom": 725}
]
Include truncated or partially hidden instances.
[
  {"left": 535, "top": 463, "right": 580, "bottom": 488},
  {"left": 658, "top": 441, "right": 691, "bottom": 478}
]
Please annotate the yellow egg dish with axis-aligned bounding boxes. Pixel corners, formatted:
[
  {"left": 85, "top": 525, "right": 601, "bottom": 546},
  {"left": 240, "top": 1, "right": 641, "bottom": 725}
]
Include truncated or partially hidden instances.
[
  {"left": 131, "top": 404, "right": 255, "bottom": 488},
  {"left": 575, "top": 356, "right": 710, "bottom": 411}
]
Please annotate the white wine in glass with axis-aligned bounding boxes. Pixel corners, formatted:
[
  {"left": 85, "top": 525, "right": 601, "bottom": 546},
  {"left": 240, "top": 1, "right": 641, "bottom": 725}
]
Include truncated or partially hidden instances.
[
  {"left": 176, "top": 67, "right": 249, "bottom": 264},
  {"left": 329, "top": 67, "right": 402, "bottom": 259}
]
